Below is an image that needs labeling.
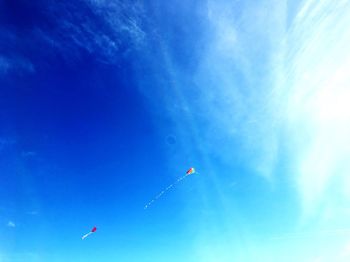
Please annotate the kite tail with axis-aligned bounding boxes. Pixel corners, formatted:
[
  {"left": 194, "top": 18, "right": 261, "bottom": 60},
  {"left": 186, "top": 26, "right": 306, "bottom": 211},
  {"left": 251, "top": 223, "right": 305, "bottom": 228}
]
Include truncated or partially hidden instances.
[
  {"left": 82, "top": 231, "right": 93, "bottom": 240},
  {"left": 144, "top": 175, "right": 187, "bottom": 209}
]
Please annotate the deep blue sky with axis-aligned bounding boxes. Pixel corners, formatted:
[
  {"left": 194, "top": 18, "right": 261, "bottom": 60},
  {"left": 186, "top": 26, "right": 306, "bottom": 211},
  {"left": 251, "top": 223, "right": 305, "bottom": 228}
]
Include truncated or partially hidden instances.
[{"left": 1, "top": 0, "right": 350, "bottom": 261}]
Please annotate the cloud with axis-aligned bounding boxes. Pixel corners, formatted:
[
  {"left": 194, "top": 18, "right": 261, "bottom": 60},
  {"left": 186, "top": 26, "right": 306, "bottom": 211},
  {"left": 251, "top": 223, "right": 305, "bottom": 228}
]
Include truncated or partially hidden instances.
[
  {"left": 188, "top": 0, "right": 350, "bottom": 224},
  {"left": 42, "top": 1, "right": 146, "bottom": 63},
  {"left": 0, "top": 0, "right": 147, "bottom": 74},
  {"left": 7, "top": 221, "right": 16, "bottom": 228},
  {"left": 281, "top": 0, "right": 350, "bottom": 222},
  {"left": 184, "top": 0, "right": 287, "bottom": 179},
  {"left": 0, "top": 55, "right": 34, "bottom": 75}
]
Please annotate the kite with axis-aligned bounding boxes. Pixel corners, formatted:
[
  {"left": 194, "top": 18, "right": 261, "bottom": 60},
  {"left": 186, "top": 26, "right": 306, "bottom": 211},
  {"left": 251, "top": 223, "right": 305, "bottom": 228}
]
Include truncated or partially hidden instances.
[
  {"left": 144, "top": 167, "right": 197, "bottom": 209},
  {"left": 186, "top": 167, "right": 195, "bottom": 175},
  {"left": 82, "top": 226, "right": 97, "bottom": 240}
]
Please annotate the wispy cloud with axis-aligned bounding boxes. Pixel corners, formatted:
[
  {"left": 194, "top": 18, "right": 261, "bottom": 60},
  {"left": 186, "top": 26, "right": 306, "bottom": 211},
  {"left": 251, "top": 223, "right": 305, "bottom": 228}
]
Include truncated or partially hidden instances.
[
  {"left": 0, "top": 55, "right": 34, "bottom": 75},
  {"left": 192, "top": 0, "right": 350, "bottom": 224},
  {"left": 43, "top": 1, "right": 146, "bottom": 63},
  {"left": 7, "top": 220, "right": 16, "bottom": 228},
  {"left": 189, "top": 0, "right": 287, "bottom": 178},
  {"left": 281, "top": 0, "right": 350, "bottom": 223},
  {"left": 0, "top": 0, "right": 147, "bottom": 74}
]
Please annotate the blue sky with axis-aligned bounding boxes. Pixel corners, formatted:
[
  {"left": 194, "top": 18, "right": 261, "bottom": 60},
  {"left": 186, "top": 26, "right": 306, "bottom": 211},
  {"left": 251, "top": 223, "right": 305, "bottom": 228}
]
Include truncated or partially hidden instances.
[{"left": 1, "top": 0, "right": 350, "bottom": 261}]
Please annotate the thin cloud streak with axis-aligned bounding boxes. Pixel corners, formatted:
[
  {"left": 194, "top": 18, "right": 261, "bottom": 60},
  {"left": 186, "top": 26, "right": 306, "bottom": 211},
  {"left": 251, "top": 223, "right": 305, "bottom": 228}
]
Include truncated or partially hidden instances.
[
  {"left": 0, "top": 0, "right": 146, "bottom": 74},
  {"left": 192, "top": 0, "right": 287, "bottom": 179},
  {"left": 0, "top": 55, "right": 34, "bottom": 75},
  {"left": 7, "top": 221, "right": 15, "bottom": 228},
  {"left": 194, "top": 0, "right": 350, "bottom": 223},
  {"left": 283, "top": 0, "right": 350, "bottom": 223}
]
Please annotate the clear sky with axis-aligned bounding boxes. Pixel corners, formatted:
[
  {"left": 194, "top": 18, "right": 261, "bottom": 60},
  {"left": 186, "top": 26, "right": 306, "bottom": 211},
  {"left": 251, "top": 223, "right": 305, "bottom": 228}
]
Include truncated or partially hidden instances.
[{"left": 1, "top": 0, "right": 350, "bottom": 261}]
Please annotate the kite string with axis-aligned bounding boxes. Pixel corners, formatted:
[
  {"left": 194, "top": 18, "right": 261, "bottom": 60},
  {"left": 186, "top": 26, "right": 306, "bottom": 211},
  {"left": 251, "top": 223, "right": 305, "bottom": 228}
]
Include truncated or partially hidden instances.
[{"left": 144, "top": 175, "right": 187, "bottom": 209}]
